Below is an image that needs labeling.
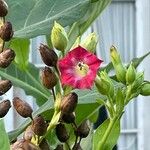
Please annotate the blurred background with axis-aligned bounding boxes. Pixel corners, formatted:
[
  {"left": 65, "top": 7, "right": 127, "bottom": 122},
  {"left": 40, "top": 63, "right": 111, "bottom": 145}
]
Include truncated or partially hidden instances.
[{"left": 2, "top": 0, "right": 150, "bottom": 149}]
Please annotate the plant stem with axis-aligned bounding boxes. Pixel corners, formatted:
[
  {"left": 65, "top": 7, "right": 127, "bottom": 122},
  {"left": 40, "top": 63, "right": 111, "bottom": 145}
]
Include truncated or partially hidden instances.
[
  {"left": 98, "top": 116, "right": 118, "bottom": 150},
  {"left": 51, "top": 88, "right": 56, "bottom": 101}
]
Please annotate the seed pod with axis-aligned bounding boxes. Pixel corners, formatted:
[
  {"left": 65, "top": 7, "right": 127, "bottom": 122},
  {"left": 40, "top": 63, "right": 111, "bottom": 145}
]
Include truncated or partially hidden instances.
[
  {"left": 32, "top": 115, "right": 47, "bottom": 136},
  {"left": 0, "top": 0, "right": 8, "bottom": 17},
  {"left": 72, "top": 143, "right": 82, "bottom": 150},
  {"left": 75, "top": 120, "right": 90, "bottom": 138},
  {"left": 23, "top": 125, "right": 34, "bottom": 141},
  {"left": 61, "top": 92, "right": 78, "bottom": 114},
  {"left": 0, "top": 49, "right": 15, "bottom": 68},
  {"left": 39, "top": 44, "right": 58, "bottom": 67},
  {"left": 55, "top": 123, "right": 69, "bottom": 143},
  {"left": 0, "top": 100, "right": 11, "bottom": 118},
  {"left": 0, "top": 21, "right": 13, "bottom": 41},
  {"left": 39, "top": 139, "right": 50, "bottom": 150},
  {"left": 40, "top": 66, "right": 57, "bottom": 89},
  {"left": 0, "top": 80, "right": 12, "bottom": 95},
  {"left": 61, "top": 112, "right": 75, "bottom": 124},
  {"left": 13, "top": 97, "right": 33, "bottom": 118},
  {"left": 54, "top": 144, "right": 64, "bottom": 150}
]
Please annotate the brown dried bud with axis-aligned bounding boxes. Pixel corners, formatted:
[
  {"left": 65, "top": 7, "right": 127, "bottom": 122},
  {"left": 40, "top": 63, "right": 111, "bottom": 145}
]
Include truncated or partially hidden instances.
[
  {"left": 54, "top": 144, "right": 64, "bottom": 150},
  {"left": 0, "top": 0, "right": 8, "bottom": 17},
  {"left": 40, "top": 66, "right": 57, "bottom": 89},
  {"left": 55, "top": 123, "right": 69, "bottom": 143},
  {"left": 13, "top": 97, "right": 33, "bottom": 118},
  {"left": 72, "top": 143, "right": 82, "bottom": 150},
  {"left": 0, "top": 100, "right": 11, "bottom": 118},
  {"left": 39, "top": 139, "right": 50, "bottom": 150},
  {"left": 0, "top": 80, "right": 12, "bottom": 95},
  {"left": 32, "top": 115, "right": 47, "bottom": 136},
  {"left": 75, "top": 120, "right": 90, "bottom": 138},
  {"left": 61, "top": 92, "right": 78, "bottom": 114},
  {"left": 0, "top": 49, "right": 15, "bottom": 68},
  {"left": 61, "top": 112, "right": 75, "bottom": 124},
  {"left": 39, "top": 44, "right": 58, "bottom": 67},
  {"left": 23, "top": 125, "right": 34, "bottom": 141},
  {"left": 10, "top": 139, "right": 41, "bottom": 150},
  {"left": 0, "top": 21, "right": 13, "bottom": 41}
]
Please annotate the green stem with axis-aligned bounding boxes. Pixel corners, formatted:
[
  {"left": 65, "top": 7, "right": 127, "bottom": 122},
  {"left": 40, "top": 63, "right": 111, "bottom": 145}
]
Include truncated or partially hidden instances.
[
  {"left": 108, "top": 96, "right": 115, "bottom": 117},
  {"left": 98, "top": 116, "right": 118, "bottom": 150}
]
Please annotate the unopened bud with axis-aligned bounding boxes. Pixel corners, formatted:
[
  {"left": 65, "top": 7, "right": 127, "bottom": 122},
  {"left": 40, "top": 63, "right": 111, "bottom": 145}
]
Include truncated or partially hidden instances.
[
  {"left": 0, "top": 80, "right": 12, "bottom": 95},
  {"left": 61, "top": 112, "right": 75, "bottom": 124},
  {"left": 23, "top": 125, "right": 34, "bottom": 141},
  {"left": 0, "top": 21, "right": 13, "bottom": 41},
  {"left": 81, "top": 33, "right": 97, "bottom": 53},
  {"left": 75, "top": 120, "right": 90, "bottom": 138},
  {"left": 54, "top": 144, "right": 64, "bottom": 150},
  {"left": 39, "top": 44, "right": 58, "bottom": 67},
  {"left": 56, "top": 123, "right": 69, "bottom": 143},
  {"left": 140, "top": 82, "right": 150, "bottom": 96},
  {"left": 0, "top": 49, "right": 15, "bottom": 68},
  {"left": 32, "top": 115, "right": 47, "bottom": 136},
  {"left": 0, "top": 100, "right": 11, "bottom": 118},
  {"left": 72, "top": 143, "right": 82, "bottom": 150},
  {"left": 110, "top": 46, "right": 126, "bottom": 84},
  {"left": 13, "top": 97, "right": 33, "bottom": 118},
  {"left": 51, "top": 21, "right": 68, "bottom": 51},
  {"left": 0, "top": 0, "right": 8, "bottom": 17},
  {"left": 126, "top": 63, "right": 136, "bottom": 85},
  {"left": 61, "top": 92, "right": 78, "bottom": 114},
  {"left": 40, "top": 66, "right": 57, "bottom": 89}
]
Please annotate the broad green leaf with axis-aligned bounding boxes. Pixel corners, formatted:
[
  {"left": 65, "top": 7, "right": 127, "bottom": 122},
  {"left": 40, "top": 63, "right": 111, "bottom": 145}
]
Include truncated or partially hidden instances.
[
  {"left": 7, "top": 0, "right": 90, "bottom": 38},
  {"left": 10, "top": 38, "right": 30, "bottom": 70},
  {"left": 0, "top": 119, "right": 10, "bottom": 150},
  {"left": 0, "top": 63, "right": 50, "bottom": 106},
  {"left": 93, "top": 118, "right": 120, "bottom": 150}
]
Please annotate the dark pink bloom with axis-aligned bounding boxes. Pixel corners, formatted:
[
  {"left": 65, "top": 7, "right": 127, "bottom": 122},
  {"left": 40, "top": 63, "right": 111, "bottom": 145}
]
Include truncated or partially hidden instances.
[{"left": 58, "top": 46, "right": 103, "bottom": 89}]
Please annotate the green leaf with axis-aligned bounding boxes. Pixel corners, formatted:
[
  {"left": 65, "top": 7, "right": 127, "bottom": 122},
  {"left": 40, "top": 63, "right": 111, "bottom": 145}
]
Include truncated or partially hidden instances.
[
  {"left": 0, "top": 119, "right": 10, "bottom": 150},
  {"left": 7, "top": 0, "right": 90, "bottom": 38},
  {"left": 0, "top": 63, "right": 50, "bottom": 106},
  {"left": 93, "top": 118, "right": 120, "bottom": 150},
  {"left": 10, "top": 38, "right": 30, "bottom": 70}
]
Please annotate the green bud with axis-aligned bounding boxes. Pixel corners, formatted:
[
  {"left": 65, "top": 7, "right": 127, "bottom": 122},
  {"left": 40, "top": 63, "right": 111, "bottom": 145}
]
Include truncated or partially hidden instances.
[
  {"left": 140, "top": 82, "right": 150, "bottom": 96},
  {"left": 81, "top": 32, "right": 97, "bottom": 53},
  {"left": 126, "top": 63, "right": 136, "bottom": 85},
  {"left": 95, "top": 75, "right": 111, "bottom": 96},
  {"left": 51, "top": 21, "right": 68, "bottom": 51},
  {"left": 132, "top": 72, "right": 144, "bottom": 92},
  {"left": 110, "top": 46, "right": 126, "bottom": 84}
]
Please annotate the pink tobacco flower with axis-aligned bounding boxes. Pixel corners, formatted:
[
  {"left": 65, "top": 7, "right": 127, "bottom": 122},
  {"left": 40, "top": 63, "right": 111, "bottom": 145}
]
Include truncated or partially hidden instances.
[{"left": 58, "top": 46, "right": 103, "bottom": 89}]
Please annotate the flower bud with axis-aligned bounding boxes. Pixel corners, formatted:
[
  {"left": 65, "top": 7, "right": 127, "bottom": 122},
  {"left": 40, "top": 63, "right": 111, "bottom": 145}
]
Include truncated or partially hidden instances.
[
  {"left": 56, "top": 123, "right": 69, "bottom": 143},
  {"left": 54, "top": 144, "right": 64, "bottom": 150},
  {"left": 110, "top": 46, "right": 126, "bottom": 84},
  {"left": 61, "top": 112, "right": 75, "bottom": 124},
  {"left": 0, "top": 80, "right": 12, "bottom": 95},
  {"left": 40, "top": 66, "right": 57, "bottom": 89},
  {"left": 13, "top": 97, "right": 33, "bottom": 118},
  {"left": 72, "top": 143, "right": 82, "bottom": 150},
  {"left": 23, "top": 125, "right": 34, "bottom": 141},
  {"left": 0, "top": 21, "right": 13, "bottom": 41},
  {"left": 0, "top": 0, "right": 8, "bottom": 17},
  {"left": 126, "top": 63, "right": 136, "bottom": 85},
  {"left": 61, "top": 92, "right": 78, "bottom": 114},
  {"left": 140, "top": 82, "right": 150, "bottom": 96},
  {"left": 81, "top": 32, "right": 97, "bottom": 53},
  {"left": 0, "top": 99, "right": 11, "bottom": 118},
  {"left": 32, "top": 115, "right": 47, "bottom": 136},
  {"left": 39, "top": 44, "right": 58, "bottom": 67},
  {"left": 51, "top": 21, "right": 68, "bottom": 51},
  {"left": 75, "top": 120, "right": 90, "bottom": 138},
  {"left": 0, "top": 49, "right": 15, "bottom": 68}
]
